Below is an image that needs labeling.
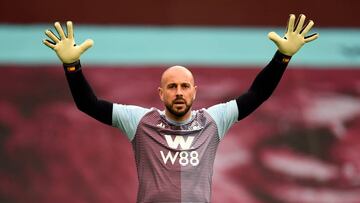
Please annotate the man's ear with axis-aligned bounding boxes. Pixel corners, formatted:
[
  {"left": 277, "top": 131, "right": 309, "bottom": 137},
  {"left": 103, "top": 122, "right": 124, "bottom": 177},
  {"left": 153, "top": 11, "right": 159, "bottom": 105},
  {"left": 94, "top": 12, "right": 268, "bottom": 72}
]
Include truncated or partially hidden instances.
[
  {"left": 193, "top": 85, "right": 197, "bottom": 100},
  {"left": 158, "top": 87, "right": 164, "bottom": 102}
]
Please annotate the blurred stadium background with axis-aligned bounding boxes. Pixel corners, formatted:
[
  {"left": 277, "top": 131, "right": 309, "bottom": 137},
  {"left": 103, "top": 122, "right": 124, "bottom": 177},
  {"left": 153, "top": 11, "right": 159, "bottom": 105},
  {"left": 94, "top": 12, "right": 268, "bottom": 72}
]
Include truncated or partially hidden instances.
[{"left": 1, "top": 0, "right": 360, "bottom": 202}]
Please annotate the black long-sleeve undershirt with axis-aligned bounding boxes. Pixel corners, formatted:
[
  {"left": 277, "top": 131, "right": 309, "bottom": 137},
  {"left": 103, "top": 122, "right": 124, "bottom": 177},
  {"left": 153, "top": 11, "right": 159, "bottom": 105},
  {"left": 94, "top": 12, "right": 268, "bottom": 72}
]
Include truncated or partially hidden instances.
[
  {"left": 236, "top": 51, "right": 290, "bottom": 120},
  {"left": 63, "top": 51, "right": 290, "bottom": 125},
  {"left": 64, "top": 63, "right": 113, "bottom": 125}
]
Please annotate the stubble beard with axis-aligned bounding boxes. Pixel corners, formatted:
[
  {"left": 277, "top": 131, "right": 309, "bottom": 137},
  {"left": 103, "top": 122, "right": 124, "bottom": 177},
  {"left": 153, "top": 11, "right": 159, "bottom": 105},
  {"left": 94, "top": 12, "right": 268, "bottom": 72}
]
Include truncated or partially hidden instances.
[{"left": 165, "top": 98, "right": 193, "bottom": 118}]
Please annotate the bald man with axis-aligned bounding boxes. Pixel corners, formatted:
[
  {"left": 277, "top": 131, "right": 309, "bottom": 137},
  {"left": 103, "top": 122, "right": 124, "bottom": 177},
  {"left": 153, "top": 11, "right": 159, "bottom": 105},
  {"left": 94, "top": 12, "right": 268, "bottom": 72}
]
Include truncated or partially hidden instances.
[
  {"left": 159, "top": 66, "right": 197, "bottom": 122},
  {"left": 44, "top": 14, "right": 318, "bottom": 203}
]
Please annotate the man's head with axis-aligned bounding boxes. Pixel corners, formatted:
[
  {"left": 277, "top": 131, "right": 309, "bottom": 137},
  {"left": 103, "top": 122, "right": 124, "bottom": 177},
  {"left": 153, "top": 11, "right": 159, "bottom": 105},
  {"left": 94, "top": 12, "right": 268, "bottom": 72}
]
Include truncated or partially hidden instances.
[{"left": 159, "top": 65, "right": 197, "bottom": 121}]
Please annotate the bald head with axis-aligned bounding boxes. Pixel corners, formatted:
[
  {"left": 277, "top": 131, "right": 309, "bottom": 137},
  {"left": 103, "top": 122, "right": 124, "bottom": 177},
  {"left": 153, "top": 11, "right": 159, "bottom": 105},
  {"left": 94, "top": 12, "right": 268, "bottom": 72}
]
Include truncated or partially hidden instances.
[{"left": 160, "top": 65, "right": 195, "bottom": 88}]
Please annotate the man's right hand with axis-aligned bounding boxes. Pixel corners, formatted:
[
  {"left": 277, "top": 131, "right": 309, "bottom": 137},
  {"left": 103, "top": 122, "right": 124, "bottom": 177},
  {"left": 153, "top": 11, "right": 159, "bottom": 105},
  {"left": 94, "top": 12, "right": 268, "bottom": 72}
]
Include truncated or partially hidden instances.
[{"left": 43, "top": 21, "right": 93, "bottom": 64}]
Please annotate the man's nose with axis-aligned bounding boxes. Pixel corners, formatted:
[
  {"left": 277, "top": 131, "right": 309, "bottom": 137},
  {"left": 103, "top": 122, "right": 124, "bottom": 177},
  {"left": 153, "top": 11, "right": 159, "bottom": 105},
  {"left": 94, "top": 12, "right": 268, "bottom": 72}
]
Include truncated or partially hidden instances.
[{"left": 176, "top": 86, "right": 183, "bottom": 96}]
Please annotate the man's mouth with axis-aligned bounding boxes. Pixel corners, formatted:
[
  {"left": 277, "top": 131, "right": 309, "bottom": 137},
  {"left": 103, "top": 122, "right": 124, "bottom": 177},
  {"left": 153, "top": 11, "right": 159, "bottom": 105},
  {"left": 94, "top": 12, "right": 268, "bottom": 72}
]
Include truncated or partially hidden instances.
[{"left": 173, "top": 100, "right": 186, "bottom": 105}]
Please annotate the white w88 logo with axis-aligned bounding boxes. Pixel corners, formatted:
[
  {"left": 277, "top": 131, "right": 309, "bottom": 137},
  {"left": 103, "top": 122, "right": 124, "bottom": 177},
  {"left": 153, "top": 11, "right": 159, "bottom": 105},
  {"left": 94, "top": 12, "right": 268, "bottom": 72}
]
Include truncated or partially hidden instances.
[
  {"left": 161, "top": 135, "right": 199, "bottom": 166},
  {"left": 164, "top": 135, "right": 194, "bottom": 150},
  {"left": 160, "top": 150, "right": 199, "bottom": 166}
]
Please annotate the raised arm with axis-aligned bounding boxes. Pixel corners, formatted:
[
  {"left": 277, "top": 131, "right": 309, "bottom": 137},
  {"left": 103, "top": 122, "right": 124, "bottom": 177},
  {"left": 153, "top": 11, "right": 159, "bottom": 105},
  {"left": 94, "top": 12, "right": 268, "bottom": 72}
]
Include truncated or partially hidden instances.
[
  {"left": 43, "top": 21, "right": 113, "bottom": 125},
  {"left": 236, "top": 14, "right": 319, "bottom": 120}
]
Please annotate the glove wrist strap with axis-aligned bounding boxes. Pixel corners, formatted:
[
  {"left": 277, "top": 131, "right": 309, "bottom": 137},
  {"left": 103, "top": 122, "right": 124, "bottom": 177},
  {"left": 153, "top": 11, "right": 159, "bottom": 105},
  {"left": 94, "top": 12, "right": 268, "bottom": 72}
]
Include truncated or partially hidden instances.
[
  {"left": 63, "top": 60, "right": 81, "bottom": 73},
  {"left": 274, "top": 50, "right": 292, "bottom": 64}
]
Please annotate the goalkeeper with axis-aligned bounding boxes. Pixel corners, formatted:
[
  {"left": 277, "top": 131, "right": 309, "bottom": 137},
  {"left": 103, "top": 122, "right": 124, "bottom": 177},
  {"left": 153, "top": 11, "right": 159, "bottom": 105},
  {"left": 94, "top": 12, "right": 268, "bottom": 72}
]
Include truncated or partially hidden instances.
[{"left": 43, "top": 14, "right": 318, "bottom": 203}]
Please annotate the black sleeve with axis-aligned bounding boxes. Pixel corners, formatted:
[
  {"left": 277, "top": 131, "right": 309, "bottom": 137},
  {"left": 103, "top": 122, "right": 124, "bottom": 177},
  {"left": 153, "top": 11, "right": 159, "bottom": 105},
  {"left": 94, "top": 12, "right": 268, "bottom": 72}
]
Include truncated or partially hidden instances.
[
  {"left": 236, "top": 51, "right": 291, "bottom": 120},
  {"left": 63, "top": 61, "right": 113, "bottom": 126}
]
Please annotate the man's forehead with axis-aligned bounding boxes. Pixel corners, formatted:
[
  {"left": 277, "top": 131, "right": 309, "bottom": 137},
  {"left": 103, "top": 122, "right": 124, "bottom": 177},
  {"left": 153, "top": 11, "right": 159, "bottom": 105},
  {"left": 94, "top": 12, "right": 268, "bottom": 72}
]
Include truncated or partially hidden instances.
[{"left": 161, "top": 65, "right": 195, "bottom": 86}]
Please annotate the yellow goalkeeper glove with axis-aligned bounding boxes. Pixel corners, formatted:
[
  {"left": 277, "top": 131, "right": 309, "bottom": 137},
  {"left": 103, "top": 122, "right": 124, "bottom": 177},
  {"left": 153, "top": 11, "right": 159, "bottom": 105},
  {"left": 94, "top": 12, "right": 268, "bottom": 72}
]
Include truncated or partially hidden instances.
[
  {"left": 268, "top": 14, "right": 319, "bottom": 56},
  {"left": 43, "top": 21, "right": 93, "bottom": 64}
]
